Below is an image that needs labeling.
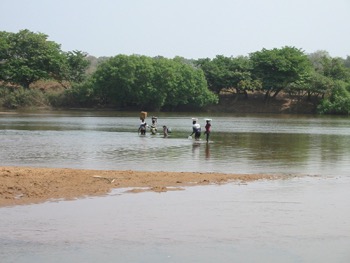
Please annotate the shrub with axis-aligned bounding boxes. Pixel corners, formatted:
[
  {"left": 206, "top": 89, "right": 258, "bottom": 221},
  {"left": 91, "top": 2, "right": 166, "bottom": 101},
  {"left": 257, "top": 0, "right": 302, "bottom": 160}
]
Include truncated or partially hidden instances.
[
  {"left": 317, "top": 81, "right": 350, "bottom": 115},
  {"left": 0, "top": 86, "right": 49, "bottom": 109}
]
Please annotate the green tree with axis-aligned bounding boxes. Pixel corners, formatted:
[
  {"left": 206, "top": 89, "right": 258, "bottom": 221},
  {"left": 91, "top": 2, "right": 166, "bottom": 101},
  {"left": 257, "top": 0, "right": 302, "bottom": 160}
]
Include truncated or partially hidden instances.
[
  {"left": 308, "top": 50, "right": 330, "bottom": 72},
  {"left": 196, "top": 55, "right": 257, "bottom": 96},
  {"left": 307, "top": 71, "right": 334, "bottom": 99},
  {"left": 306, "top": 51, "right": 350, "bottom": 102},
  {"left": 0, "top": 30, "right": 89, "bottom": 89},
  {"left": 164, "top": 57, "right": 217, "bottom": 109},
  {"left": 65, "top": 50, "right": 90, "bottom": 83},
  {"left": 318, "top": 80, "right": 350, "bottom": 114},
  {"left": 0, "top": 30, "right": 66, "bottom": 88},
  {"left": 250, "top": 46, "right": 312, "bottom": 100},
  {"left": 286, "top": 71, "right": 334, "bottom": 101},
  {"left": 195, "top": 57, "right": 221, "bottom": 93},
  {"left": 92, "top": 54, "right": 155, "bottom": 107},
  {"left": 91, "top": 54, "right": 218, "bottom": 110},
  {"left": 344, "top": 56, "right": 350, "bottom": 68},
  {"left": 321, "top": 57, "right": 350, "bottom": 81}
]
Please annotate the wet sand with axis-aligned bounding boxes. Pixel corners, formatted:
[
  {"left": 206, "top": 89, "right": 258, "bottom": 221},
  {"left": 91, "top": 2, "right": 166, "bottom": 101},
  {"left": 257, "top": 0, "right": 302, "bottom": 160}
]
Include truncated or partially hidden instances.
[{"left": 0, "top": 166, "right": 283, "bottom": 207}]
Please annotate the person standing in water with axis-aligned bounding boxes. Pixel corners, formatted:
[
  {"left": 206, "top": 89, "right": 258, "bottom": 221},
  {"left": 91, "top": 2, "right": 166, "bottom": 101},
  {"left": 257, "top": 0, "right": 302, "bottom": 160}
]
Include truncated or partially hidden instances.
[
  {"left": 204, "top": 119, "right": 212, "bottom": 143},
  {"left": 163, "top": 125, "right": 168, "bottom": 138},
  {"left": 150, "top": 116, "right": 158, "bottom": 135},
  {"left": 138, "top": 111, "right": 148, "bottom": 135},
  {"left": 189, "top": 118, "right": 201, "bottom": 140},
  {"left": 138, "top": 118, "right": 148, "bottom": 135}
]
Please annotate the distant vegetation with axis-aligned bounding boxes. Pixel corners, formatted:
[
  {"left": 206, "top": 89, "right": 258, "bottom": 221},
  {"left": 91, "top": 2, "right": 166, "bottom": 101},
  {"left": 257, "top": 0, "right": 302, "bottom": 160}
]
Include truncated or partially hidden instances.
[{"left": 1, "top": 29, "right": 350, "bottom": 114}]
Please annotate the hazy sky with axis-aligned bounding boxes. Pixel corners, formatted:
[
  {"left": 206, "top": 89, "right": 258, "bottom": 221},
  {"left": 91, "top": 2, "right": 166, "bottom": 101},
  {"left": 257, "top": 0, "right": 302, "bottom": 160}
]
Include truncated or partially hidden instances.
[{"left": 1, "top": 0, "right": 349, "bottom": 59}]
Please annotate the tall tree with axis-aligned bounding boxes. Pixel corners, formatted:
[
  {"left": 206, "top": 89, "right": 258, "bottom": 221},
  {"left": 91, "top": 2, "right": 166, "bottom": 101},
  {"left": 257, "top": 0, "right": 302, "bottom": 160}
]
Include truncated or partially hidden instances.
[
  {"left": 307, "top": 51, "right": 350, "bottom": 100},
  {"left": 164, "top": 57, "right": 217, "bottom": 109},
  {"left": 321, "top": 57, "right": 350, "bottom": 81},
  {"left": 308, "top": 50, "right": 330, "bottom": 72},
  {"left": 0, "top": 30, "right": 66, "bottom": 88},
  {"left": 344, "top": 56, "right": 350, "bottom": 68},
  {"left": 65, "top": 50, "right": 90, "bottom": 83},
  {"left": 196, "top": 55, "right": 259, "bottom": 98},
  {"left": 91, "top": 54, "right": 217, "bottom": 110},
  {"left": 250, "top": 46, "right": 312, "bottom": 100},
  {"left": 0, "top": 30, "right": 89, "bottom": 89}
]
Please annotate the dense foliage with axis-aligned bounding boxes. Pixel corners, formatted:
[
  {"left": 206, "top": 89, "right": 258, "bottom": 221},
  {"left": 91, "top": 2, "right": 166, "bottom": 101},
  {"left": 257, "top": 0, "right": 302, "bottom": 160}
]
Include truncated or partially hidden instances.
[
  {"left": 1, "top": 29, "right": 350, "bottom": 114},
  {"left": 195, "top": 55, "right": 259, "bottom": 97},
  {"left": 250, "top": 47, "right": 312, "bottom": 99},
  {"left": 0, "top": 30, "right": 89, "bottom": 89},
  {"left": 73, "top": 55, "right": 218, "bottom": 110},
  {"left": 196, "top": 48, "right": 350, "bottom": 114}
]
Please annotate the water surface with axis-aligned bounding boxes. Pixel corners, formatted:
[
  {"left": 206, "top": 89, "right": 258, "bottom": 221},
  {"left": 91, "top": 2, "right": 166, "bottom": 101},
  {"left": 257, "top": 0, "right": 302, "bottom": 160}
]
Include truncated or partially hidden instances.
[
  {"left": 1, "top": 110, "right": 350, "bottom": 262},
  {"left": 1, "top": 176, "right": 350, "bottom": 263},
  {"left": 1, "top": 111, "right": 349, "bottom": 176}
]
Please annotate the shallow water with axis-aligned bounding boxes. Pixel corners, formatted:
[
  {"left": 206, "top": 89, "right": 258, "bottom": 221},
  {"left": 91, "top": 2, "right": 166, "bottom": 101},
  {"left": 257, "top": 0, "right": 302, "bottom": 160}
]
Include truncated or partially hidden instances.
[
  {"left": 1, "top": 111, "right": 350, "bottom": 176},
  {"left": 1, "top": 110, "right": 350, "bottom": 262},
  {"left": 1, "top": 176, "right": 350, "bottom": 263}
]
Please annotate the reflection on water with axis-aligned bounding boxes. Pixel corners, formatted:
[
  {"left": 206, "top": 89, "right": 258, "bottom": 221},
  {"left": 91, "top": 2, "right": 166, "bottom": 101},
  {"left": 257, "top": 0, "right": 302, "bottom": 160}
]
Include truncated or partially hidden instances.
[
  {"left": 1, "top": 111, "right": 350, "bottom": 176},
  {"left": 1, "top": 176, "right": 350, "bottom": 263},
  {"left": 205, "top": 143, "right": 210, "bottom": 159},
  {"left": 1, "top": 111, "right": 350, "bottom": 263}
]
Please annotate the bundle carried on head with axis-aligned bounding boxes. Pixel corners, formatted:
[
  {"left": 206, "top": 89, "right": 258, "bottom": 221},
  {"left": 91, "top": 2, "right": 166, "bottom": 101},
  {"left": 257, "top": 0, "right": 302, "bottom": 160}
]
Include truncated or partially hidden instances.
[{"left": 140, "top": 111, "right": 147, "bottom": 120}]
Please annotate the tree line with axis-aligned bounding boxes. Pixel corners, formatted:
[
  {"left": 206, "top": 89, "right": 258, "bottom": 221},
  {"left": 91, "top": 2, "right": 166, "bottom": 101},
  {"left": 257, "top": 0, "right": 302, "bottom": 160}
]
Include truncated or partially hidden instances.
[{"left": 1, "top": 29, "right": 350, "bottom": 114}]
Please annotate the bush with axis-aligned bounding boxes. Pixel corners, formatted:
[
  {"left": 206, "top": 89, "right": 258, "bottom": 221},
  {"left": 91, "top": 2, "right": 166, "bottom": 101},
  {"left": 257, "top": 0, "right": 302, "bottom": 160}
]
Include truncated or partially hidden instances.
[
  {"left": 0, "top": 86, "right": 49, "bottom": 109},
  {"left": 317, "top": 81, "right": 350, "bottom": 115},
  {"left": 52, "top": 81, "right": 97, "bottom": 107}
]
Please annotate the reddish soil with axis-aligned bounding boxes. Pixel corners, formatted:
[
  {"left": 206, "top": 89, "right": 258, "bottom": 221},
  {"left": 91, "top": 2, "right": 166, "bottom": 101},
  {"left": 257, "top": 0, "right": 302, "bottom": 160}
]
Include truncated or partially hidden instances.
[{"left": 0, "top": 166, "right": 284, "bottom": 207}]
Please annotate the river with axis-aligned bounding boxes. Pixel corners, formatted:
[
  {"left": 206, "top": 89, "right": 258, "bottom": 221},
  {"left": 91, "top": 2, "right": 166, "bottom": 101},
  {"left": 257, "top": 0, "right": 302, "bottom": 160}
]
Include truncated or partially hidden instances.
[
  {"left": 1, "top": 110, "right": 349, "bottom": 176},
  {"left": 1, "top": 110, "right": 350, "bottom": 263}
]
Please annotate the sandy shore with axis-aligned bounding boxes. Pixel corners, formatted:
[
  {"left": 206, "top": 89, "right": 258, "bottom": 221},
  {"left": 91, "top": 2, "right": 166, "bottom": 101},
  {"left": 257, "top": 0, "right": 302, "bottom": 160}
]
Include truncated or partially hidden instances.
[{"left": 0, "top": 166, "right": 284, "bottom": 207}]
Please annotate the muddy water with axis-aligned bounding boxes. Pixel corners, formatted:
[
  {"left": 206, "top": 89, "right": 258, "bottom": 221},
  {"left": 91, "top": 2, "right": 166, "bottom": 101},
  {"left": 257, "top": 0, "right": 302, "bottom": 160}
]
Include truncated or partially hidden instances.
[
  {"left": 1, "top": 176, "right": 350, "bottom": 263},
  {"left": 1, "top": 111, "right": 350, "bottom": 176},
  {"left": 1, "top": 111, "right": 350, "bottom": 262}
]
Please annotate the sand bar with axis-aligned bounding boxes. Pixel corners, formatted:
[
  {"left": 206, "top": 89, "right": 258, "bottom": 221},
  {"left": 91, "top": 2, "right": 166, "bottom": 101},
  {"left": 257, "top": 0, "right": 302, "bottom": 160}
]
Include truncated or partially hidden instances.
[{"left": 0, "top": 166, "right": 284, "bottom": 207}]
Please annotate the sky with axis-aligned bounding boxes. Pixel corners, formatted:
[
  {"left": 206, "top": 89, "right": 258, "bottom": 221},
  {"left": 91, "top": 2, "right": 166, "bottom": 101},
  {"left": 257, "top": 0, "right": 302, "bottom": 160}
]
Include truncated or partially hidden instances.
[{"left": 1, "top": 0, "right": 349, "bottom": 59}]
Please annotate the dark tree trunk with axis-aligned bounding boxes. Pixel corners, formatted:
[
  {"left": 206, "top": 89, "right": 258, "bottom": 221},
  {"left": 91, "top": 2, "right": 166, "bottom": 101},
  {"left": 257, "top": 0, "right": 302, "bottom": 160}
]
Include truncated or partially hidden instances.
[
  {"left": 307, "top": 91, "right": 311, "bottom": 101},
  {"left": 272, "top": 88, "right": 282, "bottom": 98},
  {"left": 22, "top": 82, "right": 30, "bottom": 89},
  {"left": 264, "top": 90, "right": 271, "bottom": 101},
  {"left": 244, "top": 90, "right": 248, "bottom": 99}
]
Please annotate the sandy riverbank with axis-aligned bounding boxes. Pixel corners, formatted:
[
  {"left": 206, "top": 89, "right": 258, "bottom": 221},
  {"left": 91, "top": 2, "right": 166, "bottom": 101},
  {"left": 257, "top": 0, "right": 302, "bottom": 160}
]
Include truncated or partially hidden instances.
[{"left": 0, "top": 166, "right": 284, "bottom": 207}]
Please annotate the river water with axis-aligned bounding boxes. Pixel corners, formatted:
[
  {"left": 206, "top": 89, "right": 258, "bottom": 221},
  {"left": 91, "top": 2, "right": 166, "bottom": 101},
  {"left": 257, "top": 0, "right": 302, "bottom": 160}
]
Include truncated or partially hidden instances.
[
  {"left": 1, "top": 110, "right": 350, "bottom": 262},
  {"left": 1, "top": 110, "right": 349, "bottom": 176}
]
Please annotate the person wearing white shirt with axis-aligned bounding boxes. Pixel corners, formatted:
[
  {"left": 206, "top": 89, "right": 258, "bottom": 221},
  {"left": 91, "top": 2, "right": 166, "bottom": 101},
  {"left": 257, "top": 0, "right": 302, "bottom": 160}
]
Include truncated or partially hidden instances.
[{"left": 189, "top": 118, "right": 201, "bottom": 140}]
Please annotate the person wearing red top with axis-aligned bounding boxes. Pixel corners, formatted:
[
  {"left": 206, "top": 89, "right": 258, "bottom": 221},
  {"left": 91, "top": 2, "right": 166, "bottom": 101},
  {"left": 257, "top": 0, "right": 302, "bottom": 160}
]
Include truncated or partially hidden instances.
[{"left": 204, "top": 119, "right": 211, "bottom": 142}]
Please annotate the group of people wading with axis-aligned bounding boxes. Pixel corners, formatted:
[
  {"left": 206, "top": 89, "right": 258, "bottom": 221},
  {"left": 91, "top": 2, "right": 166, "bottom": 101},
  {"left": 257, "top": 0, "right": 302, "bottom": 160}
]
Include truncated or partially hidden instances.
[
  {"left": 138, "top": 112, "right": 170, "bottom": 138},
  {"left": 189, "top": 118, "right": 211, "bottom": 143},
  {"left": 138, "top": 111, "right": 212, "bottom": 142}
]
